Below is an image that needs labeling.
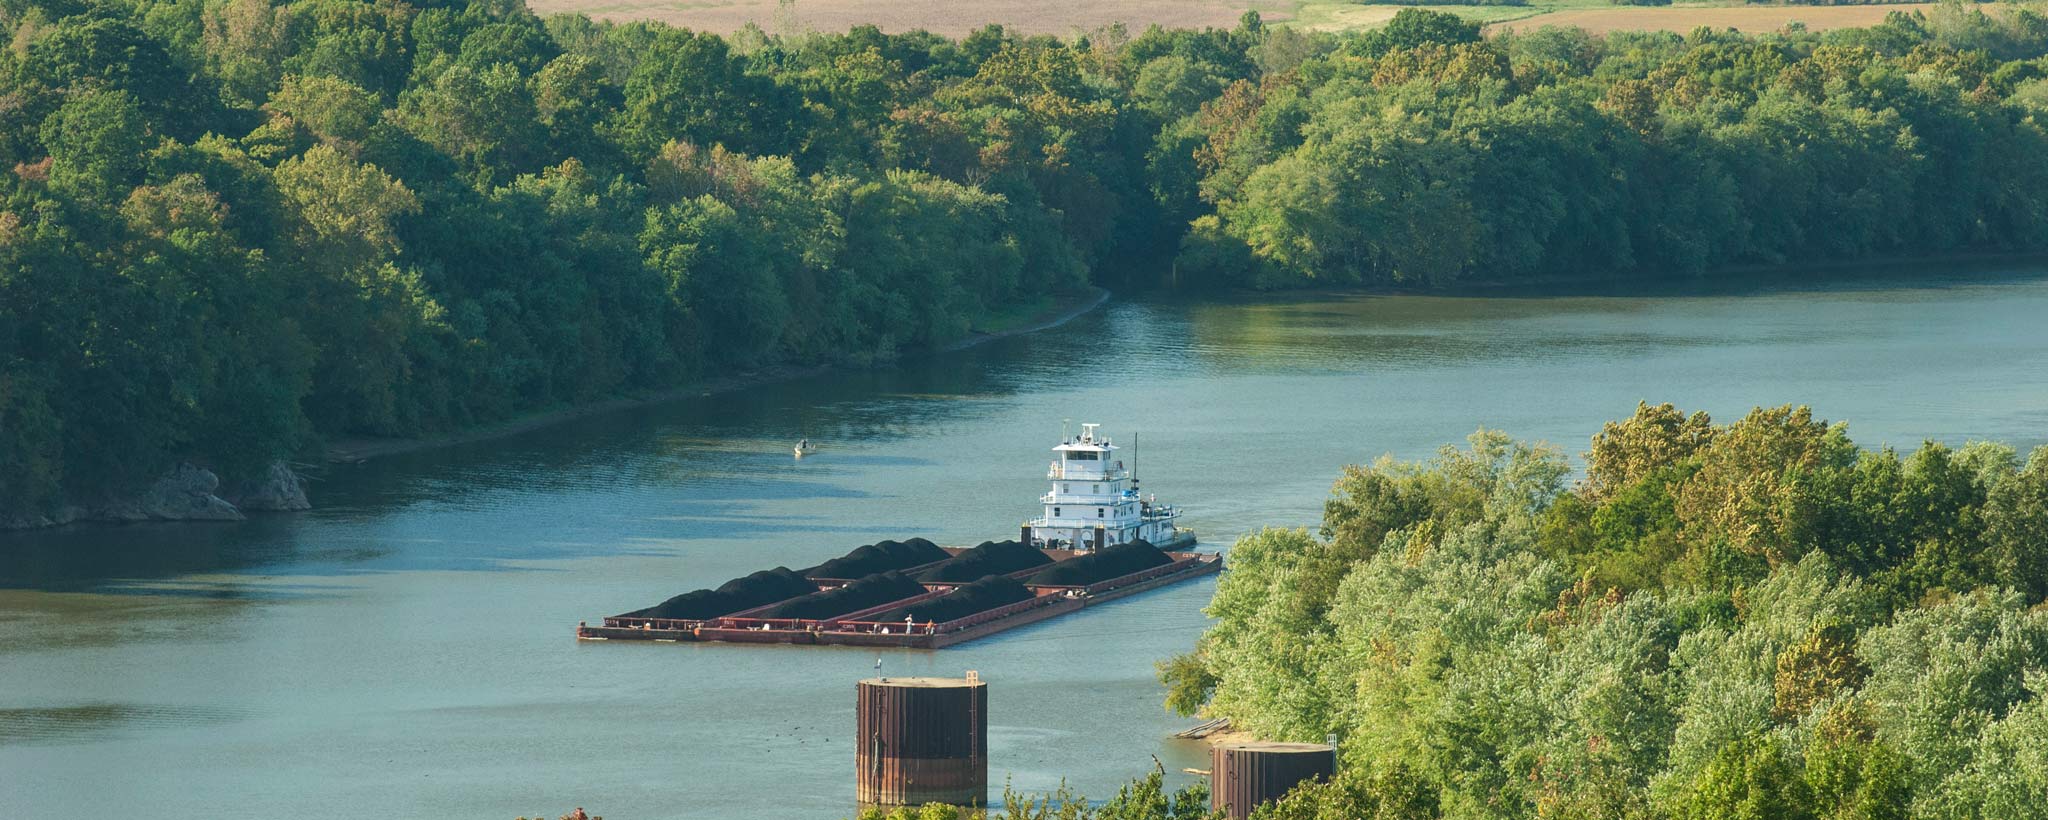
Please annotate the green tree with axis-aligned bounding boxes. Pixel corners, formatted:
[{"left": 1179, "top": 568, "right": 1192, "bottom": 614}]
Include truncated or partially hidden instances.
[{"left": 40, "top": 89, "right": 150, "bottom": 203}]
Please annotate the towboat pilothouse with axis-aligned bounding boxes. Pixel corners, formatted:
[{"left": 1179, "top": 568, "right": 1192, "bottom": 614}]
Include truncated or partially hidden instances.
[{"left": 1021, "top": 423, "right": 1192, "bottom": 551}]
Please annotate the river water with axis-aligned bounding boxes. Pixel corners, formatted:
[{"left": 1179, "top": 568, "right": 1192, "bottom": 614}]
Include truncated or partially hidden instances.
[{"left": 6, "top": 265, "right": 2048, "bottom": 819}]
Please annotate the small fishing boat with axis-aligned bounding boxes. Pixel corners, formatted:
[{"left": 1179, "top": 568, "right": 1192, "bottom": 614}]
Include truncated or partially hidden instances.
[{"left": 793, "top": 438, "right": 815, "bottom": 457}]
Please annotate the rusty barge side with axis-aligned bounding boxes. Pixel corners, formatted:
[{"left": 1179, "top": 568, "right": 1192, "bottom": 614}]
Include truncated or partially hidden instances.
[{"left": 576, "top": 550, "right": 1222, "bottom": 649}]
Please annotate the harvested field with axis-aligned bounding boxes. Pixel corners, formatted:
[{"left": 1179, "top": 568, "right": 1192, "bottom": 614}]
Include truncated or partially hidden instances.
[
  {"left": 532, "top": 0, "right": 1958, "bottom": 37},
  {"left": 1490, "top": 3, "right": 1947, "bottom": 34},
  {"left": 528, "top": 0, "right": 1294, "bottom": 37}
]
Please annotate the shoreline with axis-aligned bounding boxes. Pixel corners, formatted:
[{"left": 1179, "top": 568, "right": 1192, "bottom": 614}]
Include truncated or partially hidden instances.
[
  {"left": 324, "top": 287, "right": 1112, "bottom": 464},
  {"left": 1212, "top": 249, "right": 2048, "bottom": 301}
]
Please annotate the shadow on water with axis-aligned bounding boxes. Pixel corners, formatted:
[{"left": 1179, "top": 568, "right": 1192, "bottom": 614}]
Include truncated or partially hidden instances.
[
  {"left": 0, "top": 703, "right": 257, "bottom": 747},
  {"left": 0, "top": 517, "right": 314, "bottom": 594}
]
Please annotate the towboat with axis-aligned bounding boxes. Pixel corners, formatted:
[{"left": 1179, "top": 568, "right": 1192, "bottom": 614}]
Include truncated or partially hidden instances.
[
  {"left": 579, "top": 422, "right": 1209, "bottom": 648},
  {"left": 1021, "top": 423, "right": 1192, "bottom": 551}
]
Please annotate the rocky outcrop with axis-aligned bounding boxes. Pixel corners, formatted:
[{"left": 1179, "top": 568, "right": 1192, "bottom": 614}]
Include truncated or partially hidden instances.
[
  {"left": 3, "top": 505, "right": 84, "bottom": 531},
  {"left": 224, "top": 461, "right": 311, "bottom": 511},
  {"left": 135, "top": 462, "right": 244, "bottom": 521},
  {"left": 2, "top": 461, "right": 312, "bottom": 530}
]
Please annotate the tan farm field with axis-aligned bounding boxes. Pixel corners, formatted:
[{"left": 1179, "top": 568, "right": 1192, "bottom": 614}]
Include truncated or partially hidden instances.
[
  {"left": 523, "top": 0, "right": 1955, "bottom": 37},
  {"left": 1491, "top": 2, "right": 1946, "bottom": 34},
  {"left": 526, "top": 0, "right": 1292, "bottom": 36}
]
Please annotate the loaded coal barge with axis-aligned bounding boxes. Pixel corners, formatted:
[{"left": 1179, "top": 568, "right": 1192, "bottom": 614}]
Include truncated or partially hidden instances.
[{"left": 577, "top": 424, "right": 1218, "bottom": 649}]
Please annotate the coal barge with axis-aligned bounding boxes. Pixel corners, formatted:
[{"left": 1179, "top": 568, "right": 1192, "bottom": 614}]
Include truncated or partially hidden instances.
[{"left": 578, "top": 424, "right": 1218, "bottom": 649}]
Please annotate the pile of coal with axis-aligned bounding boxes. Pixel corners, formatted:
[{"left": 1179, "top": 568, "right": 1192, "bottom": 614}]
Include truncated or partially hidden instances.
[
  {"left": 804, "top": 537, "right": 949, "bottom": 579},
  {"left": 758, "top": 571, "right": 930, "bottom": 620},
  {"left": 1025, "top": 541, "right": 1174, "bottom": 586},
  {"left": 627, "top": 567, "right": 816, "bottom": 620},
  {"left": 873, "top": 576, "right": 1036, "bottom": 624},
  {"left": 916, "top": 540, "right": 1053, "bottom": 582}
]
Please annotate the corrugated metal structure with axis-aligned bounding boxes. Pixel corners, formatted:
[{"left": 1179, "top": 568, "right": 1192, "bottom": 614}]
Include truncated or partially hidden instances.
[
  {"left": 856, "top": 675, "right": 988, "bottom": 808},
  {"left": 1210, "top": 741, "right": 1336, "bottom": 819}
]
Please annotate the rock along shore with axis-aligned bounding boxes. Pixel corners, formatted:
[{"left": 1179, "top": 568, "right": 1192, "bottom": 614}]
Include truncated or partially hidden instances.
[{"left": 3, "top": 460, "right": 310, "bottom": 531}]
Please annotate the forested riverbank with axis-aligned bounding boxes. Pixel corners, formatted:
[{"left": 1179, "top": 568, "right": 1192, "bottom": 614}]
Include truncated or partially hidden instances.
[
  {"left": 1159, "top": 404, "right": 2048, "bottom": 819},
  {"left": 5, "top": 0, "right": 2048, "bottom": 517}
]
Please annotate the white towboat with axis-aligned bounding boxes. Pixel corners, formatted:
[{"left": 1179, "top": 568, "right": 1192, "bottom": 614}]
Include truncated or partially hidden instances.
[{"left": 1020, "top": 423, "right": 1192, "bottom": 551}]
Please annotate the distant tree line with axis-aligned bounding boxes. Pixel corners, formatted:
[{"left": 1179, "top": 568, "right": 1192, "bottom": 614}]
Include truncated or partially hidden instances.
[
  {"left": 1174, "top": 4, "right": 2048, "bottom": 287},
  {"left": 3, "top": 0, "right": 2048, "bottom": 514},
  {"left": 1162, "top": 403, "right": 2048, "bottom": 819}
]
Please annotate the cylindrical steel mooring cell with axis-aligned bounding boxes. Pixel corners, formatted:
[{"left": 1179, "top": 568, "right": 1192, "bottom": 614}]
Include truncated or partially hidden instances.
[
  {"left": 856, "top": 676, "right": 988, "bottom": 807},
  {"left": 1210, "top": 741, "right": 1337, "bottom": 819}
]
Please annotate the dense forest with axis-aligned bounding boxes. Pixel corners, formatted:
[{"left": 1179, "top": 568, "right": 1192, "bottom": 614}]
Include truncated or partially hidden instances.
[
  {"left": 1159, "top": 403, "right": 2048, "bottom": 819},
  {"left": 4, "top": 0, "right": 2048, "bottom": 515}
]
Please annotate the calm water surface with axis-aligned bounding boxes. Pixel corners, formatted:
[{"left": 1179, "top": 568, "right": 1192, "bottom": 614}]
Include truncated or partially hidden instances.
[{"left": 6, "top": 266, "right": 2048, "bottom": 819}]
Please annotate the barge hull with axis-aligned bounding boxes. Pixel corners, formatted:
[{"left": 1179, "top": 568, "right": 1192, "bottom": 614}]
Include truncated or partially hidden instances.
[{"left": 579, "top": 550, "right": 1221, "bottom": 649}]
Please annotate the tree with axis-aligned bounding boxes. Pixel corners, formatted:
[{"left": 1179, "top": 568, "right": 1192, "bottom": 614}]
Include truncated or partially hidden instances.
[
  {"left": 1672, "top": 733, "right": 1816, "bottom": 820},
  {"left": 273, "top": 144, "right": 420, "bottom": 274},
  {"left": 266, "top": 74, "right": 383, "bottom": 148},
  {"left": 40, "top": 89, "right": 150, "bottom": 203},
  {"left": 1584, "top": 402, "right": 1715, "bottom": 502},
  {"left": 396, "top": 62, "right": 546, "bottom": 176},
  {"left": 1348, "top": 10, "right": 1483, "bottom": 59},
  {"left": 1674, "top": 406, "right": 1857, "bottom": 570}
]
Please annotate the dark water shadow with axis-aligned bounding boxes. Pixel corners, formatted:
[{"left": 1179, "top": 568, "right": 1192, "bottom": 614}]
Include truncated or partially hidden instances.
[
  {"left": 0, "top": 703, "right": 257, "bottom": 747},
  {"left": 0, "top": 517, "right": 311, "bottom": 593}
]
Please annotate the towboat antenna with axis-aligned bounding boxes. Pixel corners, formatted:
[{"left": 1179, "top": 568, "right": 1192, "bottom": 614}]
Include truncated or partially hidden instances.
[
  {"left": 1132, "top": 431, "right": 1140, "bottom": 488},
  {"left": 1062, "top": 418, "right": 1070, "bottom": 443}
]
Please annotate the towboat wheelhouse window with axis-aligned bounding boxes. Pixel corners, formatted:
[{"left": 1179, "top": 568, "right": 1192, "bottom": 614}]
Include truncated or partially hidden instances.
[{"left": 1067, "top": 451, "right": 1098, "bottom": 461}]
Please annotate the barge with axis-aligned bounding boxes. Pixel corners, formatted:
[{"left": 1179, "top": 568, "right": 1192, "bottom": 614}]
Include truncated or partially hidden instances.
[{"left": 578, "top": 424, "right": 1216, "bottom": 649}]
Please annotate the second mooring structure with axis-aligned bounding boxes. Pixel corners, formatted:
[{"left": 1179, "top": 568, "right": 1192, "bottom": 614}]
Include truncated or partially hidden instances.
[{"left": 856, "top": 673, "right": 988, "bottom": 808}]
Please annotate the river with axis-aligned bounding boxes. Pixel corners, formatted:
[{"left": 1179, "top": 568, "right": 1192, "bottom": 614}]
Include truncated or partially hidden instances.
[{"left": 5, "top": 264, "right": 2048, "bottom": 819}]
